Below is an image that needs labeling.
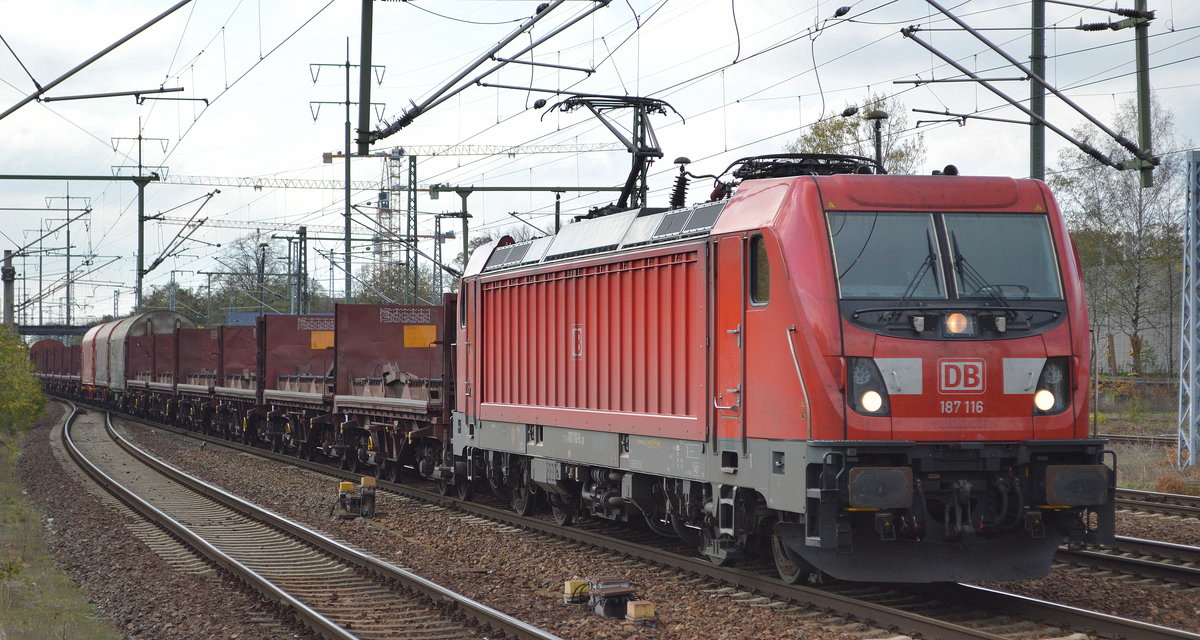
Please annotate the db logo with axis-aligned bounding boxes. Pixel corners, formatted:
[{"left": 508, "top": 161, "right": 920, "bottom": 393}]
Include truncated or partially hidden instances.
[{"left": 939, "top": 359, "right": 985, "bottom": 393}]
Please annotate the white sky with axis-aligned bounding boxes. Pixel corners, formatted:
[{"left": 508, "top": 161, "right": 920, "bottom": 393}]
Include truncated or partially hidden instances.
[{"left": 1, "top": 0, "right": 1197, "bottom": 322}]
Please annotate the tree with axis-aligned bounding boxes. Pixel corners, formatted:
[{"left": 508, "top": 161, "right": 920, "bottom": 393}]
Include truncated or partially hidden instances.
[
  {"left": 356, "top": 261, "right": 447, "bottom": 306},
  {"left": 0, "top": 326, "right": 45, "bottom": 437},
  {"left": 786, "top": 93, "right": 926, "bottom": 175},
  {"left": 1051, "top": 96, "right": 1189, "bottom": 375}
]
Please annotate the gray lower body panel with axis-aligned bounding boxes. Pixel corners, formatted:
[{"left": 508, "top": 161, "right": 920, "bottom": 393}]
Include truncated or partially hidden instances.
[{"left": 452, "top": 413, "right": 805, "bottom": 509}]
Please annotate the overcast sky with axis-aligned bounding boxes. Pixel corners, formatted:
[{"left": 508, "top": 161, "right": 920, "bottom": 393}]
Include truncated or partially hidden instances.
[{"left": 1, "top": 0, "right": 1196, "bottom": 322}]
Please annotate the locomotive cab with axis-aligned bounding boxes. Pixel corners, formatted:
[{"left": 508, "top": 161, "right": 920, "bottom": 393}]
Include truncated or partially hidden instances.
[{"left": 757, "top": 173, "right": 1115, "bottom": 582}]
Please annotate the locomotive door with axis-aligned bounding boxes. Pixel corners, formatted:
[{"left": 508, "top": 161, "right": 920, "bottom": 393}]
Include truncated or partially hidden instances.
[{"left": 712, "top": 234, "right": 746, "bottom": 453}]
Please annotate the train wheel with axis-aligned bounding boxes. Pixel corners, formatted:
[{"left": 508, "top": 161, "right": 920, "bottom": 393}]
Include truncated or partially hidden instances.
[
  {"left": 386, "top": 463, "right": 402, "bottom": 484},
  {"left": 455, "top": 478, "right": 473, "bottom": 501},
  {"left": 672, "top": 517, "right": 701, "bottom": 547},
  {"left": 437, "top": 479, "right": 453, "bottom": 496},
  {"left": 550, "top": 498, "right": 575, "bottom": 526},
  {"left": 700, "top": 526, "right": 734, "bottom": 566},
  {"left": 771, "top": 534, "right": 817, "bottom": 585},
  {"left": 510, "top": 461, "right": 536, "bottom": 516}
]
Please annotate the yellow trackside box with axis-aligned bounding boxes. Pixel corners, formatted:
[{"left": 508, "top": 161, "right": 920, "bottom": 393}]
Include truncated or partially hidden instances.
[
  {"left": 626, "top": 600, "right": 654, "bottom": 621},
  {"left": 563, "top": 579, "right": 589, "bottom": 604}
]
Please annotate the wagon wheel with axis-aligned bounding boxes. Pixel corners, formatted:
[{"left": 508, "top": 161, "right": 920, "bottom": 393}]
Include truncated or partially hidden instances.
[
  {"left": 339, "top": 448, "right": 358, "bottom": 472},
  {"left": 510, "top": 461, "right": 537, "bottom": 516},
  {"left": 771, "top": 534, "right": 818, "bottom": 585}
]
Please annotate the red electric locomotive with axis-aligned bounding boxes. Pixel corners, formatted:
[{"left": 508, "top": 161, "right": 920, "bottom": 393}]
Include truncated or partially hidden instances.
[
  {"left": 447, "top": 154, "right": 1114, "bottom": 583},
  {"left": 34, "top": 153, "right": 1114, "bottom": 584}
]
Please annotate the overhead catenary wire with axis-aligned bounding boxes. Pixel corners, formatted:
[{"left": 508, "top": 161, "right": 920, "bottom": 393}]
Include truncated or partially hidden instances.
[{"left": 10, "top": 0, "right": 1198, "bottom": 316}]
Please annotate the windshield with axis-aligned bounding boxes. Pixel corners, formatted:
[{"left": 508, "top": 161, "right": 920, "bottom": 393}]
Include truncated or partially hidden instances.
[
  {"left": 827, "top": 211, "right": 1063, "bottom": 301},
  {"left": 945, "top": 213, "right": 1062, "bottom": 300},
  {"left": 828, "top": 212, "right": 945, "bottom": 299}
]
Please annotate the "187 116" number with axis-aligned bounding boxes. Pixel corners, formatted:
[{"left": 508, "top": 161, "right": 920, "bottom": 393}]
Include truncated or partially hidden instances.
[{"left": 940, "top": 400, "right": 984, "bottom": 414}]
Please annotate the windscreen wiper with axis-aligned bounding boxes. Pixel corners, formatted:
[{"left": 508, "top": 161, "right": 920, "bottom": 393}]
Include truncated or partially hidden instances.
[
  {"left": 950, "top": 231, "right": 1014, "bottom": 315},
  {"left": 889, "top": 229, "right": 939, "bottom": 319}
]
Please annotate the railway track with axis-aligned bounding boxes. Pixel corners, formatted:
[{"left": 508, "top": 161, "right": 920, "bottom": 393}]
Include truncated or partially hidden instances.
[
  {"left": 1099, "top": 433, "right": 1176, "bottom": 447},
  {"left": 1056, "top": 536, "right": 1200, "bottom": 588},
  {"left": 100, "top": 407, "right": 1200, "bottom": 640},
  {"left": 60, "top": 403, "right": 562, "bottom": 640},
  {"left": 1116, "top": 488, "right": 1200, "bottom": 519}
]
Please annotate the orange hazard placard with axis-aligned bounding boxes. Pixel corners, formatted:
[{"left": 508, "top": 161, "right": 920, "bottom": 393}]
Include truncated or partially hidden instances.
[
  {"left": 310, "top": 330, "right": 335, "bottom": 350},
  {"left": 404, "top": 325, "right": 436, "bottom": 348}
]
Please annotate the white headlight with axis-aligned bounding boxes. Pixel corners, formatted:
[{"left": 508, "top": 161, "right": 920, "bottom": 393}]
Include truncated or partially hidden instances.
[
  {"left": 1034, "top": 389, "right": 1056, "bottom": 412},
  {"left": 861, "top": 390, "right": 883, "bottom": 413}
]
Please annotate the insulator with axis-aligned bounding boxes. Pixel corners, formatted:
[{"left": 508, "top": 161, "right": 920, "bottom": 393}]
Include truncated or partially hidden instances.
[{"left": 669, "top": 171, "right": 689, "bottom": 209}]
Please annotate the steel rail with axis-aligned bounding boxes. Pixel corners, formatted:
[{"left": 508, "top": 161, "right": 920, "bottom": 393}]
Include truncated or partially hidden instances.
[
  {"left": 1116, "top": 488, "right": 1200, "bottom": 518},
  {"left": 1100, "top": 433, "right": 1176, "bottom": 446},
  {"left": 99, "top": 409, "right": 563, "bottom": 640},
  {"left": 1056, "top": 536, "right": 1200, "bottom": 587},
  {"left": 921, "top": 583, "right": 1200, "bottom": 640},
  {"left": 59, "top": 403, "right": 360, "bottom": 640}
]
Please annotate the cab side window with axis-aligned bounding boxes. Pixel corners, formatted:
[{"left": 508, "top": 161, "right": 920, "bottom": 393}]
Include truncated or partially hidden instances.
[{"left": 749, "top": 234, "right": 770, "bottom": 305}]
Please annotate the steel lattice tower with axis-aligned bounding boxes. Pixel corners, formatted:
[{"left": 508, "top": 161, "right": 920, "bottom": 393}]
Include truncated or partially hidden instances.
[
  {"left": 1178, "top": 150, "right": 1200, "bottom": 467},
  {"left": 405, "top": 155, "right": 418, "bottom": 304}
]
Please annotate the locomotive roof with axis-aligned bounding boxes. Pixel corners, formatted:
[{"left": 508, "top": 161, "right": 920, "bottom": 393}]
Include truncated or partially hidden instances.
[
  {"left": 480, "top": 200, "right": 727, "bottom": 274},
  {"left": 472, "top": 172, "right": 1050, "bottom": 277}
]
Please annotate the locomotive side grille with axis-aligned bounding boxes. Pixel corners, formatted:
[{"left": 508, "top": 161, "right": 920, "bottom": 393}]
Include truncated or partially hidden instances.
[{"left": 480, "top": 251, "right": 700, "bottom": 417}]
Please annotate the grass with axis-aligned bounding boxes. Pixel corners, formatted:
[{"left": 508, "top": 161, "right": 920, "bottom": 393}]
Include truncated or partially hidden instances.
[{"left": 0, "top": 407, "right": 119, "bottom": 640}]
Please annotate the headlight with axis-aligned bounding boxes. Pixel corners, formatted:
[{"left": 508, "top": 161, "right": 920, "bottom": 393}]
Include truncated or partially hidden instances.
[
  {"left": 861, "top": 390, "right": 884, "bottom": 412},
  {"left": 1034, "top": 357, "right": 1070, "bottom": 415},
  {"left": 946, "top": 312, "right": 972, "bottom": 334},
  {"left": 1033, "top": 389, "right": 1056, "bottom": 412},
  {"left": 847, "top": 357, "right": 890, "bottom": 416}
]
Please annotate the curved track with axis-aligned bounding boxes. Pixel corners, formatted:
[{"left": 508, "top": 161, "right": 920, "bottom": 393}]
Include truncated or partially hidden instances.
[
  {"left": 100, "top": 406, "right": 1200, "bottom": 640},
  {"left": 60, "top": 403, "right": 562, "bottom": 640}
]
